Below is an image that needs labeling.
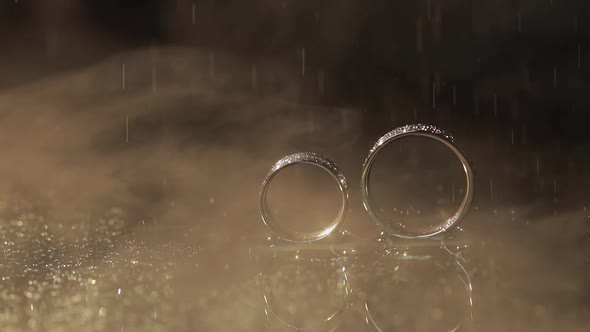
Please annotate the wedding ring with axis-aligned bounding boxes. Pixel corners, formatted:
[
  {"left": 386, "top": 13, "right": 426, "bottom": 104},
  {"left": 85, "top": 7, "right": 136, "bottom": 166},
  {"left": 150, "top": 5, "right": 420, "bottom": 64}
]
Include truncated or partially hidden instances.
[
  {"left": 260, "top": 152, "right": 349, "bottom": 242},
  {"left": 360, "top": 124, "right": 474, "bottom": 238}
]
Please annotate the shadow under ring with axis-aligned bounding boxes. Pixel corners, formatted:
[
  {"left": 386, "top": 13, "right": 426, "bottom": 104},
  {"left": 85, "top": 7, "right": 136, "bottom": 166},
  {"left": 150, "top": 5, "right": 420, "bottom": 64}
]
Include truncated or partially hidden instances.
[
  {"left": 360, "top": 124, "right": 474, "bottom": 239},
  {"left": 260, "top": 152, "right": 350, "bottom": 242}
]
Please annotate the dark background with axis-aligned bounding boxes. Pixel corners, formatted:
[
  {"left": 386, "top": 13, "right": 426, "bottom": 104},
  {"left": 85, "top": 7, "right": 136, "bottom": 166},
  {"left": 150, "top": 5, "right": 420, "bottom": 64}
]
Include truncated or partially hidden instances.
[{"left": 1, "top": 1, "right": 589, "bottom": 140}]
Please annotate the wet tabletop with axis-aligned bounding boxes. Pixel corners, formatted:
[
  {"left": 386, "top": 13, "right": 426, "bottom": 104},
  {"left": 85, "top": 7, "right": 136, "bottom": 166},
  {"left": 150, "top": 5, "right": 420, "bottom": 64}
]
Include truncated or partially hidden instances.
[{"left": 0, "top": 46, "right": 588, "bottom": 332}]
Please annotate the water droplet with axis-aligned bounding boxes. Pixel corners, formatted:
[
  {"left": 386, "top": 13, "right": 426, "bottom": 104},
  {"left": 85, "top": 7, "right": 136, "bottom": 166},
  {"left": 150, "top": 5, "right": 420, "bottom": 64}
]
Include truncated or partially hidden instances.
[{"left": 301, "top": 47, "right": 306, "bottom": 77}]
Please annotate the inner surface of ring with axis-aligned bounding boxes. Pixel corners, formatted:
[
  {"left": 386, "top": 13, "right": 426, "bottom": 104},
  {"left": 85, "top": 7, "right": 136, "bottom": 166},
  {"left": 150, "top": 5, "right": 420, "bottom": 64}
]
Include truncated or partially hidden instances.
[
  {"left": 265, "top": 162, "right": 344, "bottom": 239},
  {"left": 366, "top": 134, "right": 468, "bottom": 237}
]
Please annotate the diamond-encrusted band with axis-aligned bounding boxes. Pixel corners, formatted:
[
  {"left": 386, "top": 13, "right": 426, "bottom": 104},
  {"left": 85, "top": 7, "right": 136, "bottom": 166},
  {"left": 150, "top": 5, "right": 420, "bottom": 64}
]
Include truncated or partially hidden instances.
[
  {"left": 260, "top": 152, "right": 350, "bottom": 242},
  {"left": 360, "top": 124, "right": 474, "bottom": 238}
]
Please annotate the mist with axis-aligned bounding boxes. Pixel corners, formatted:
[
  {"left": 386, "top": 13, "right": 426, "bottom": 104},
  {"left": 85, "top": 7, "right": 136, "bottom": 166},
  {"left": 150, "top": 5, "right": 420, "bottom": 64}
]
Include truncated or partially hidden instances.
[{"left": 0, "top": 1, "right": 589, "bottom": 331}]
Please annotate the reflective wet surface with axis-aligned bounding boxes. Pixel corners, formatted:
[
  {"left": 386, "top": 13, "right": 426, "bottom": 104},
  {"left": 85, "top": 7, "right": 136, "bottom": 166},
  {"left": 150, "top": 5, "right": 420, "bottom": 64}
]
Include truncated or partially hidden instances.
[{"left": 0, "top": 47, "right": 588, "bottom": 331}]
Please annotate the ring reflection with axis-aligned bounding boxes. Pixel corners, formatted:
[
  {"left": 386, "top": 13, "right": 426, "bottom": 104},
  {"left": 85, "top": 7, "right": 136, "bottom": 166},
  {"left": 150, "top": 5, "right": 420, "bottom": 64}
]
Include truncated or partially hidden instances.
[
  {"left": 364, "top": 244, "right": 473, "bottom": 332},
  {"left": 259, "top": 248, "right": 351, "bottom": 331}
]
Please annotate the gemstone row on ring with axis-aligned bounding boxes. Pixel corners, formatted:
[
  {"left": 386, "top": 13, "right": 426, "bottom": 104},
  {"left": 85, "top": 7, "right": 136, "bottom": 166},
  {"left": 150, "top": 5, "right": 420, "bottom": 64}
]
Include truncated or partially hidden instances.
[
  {"left": 363, "top": 124, "right": 453, "bottom": 171},
  {"left": 266, "top": 152, "right": 349, "bottom": 197}
]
